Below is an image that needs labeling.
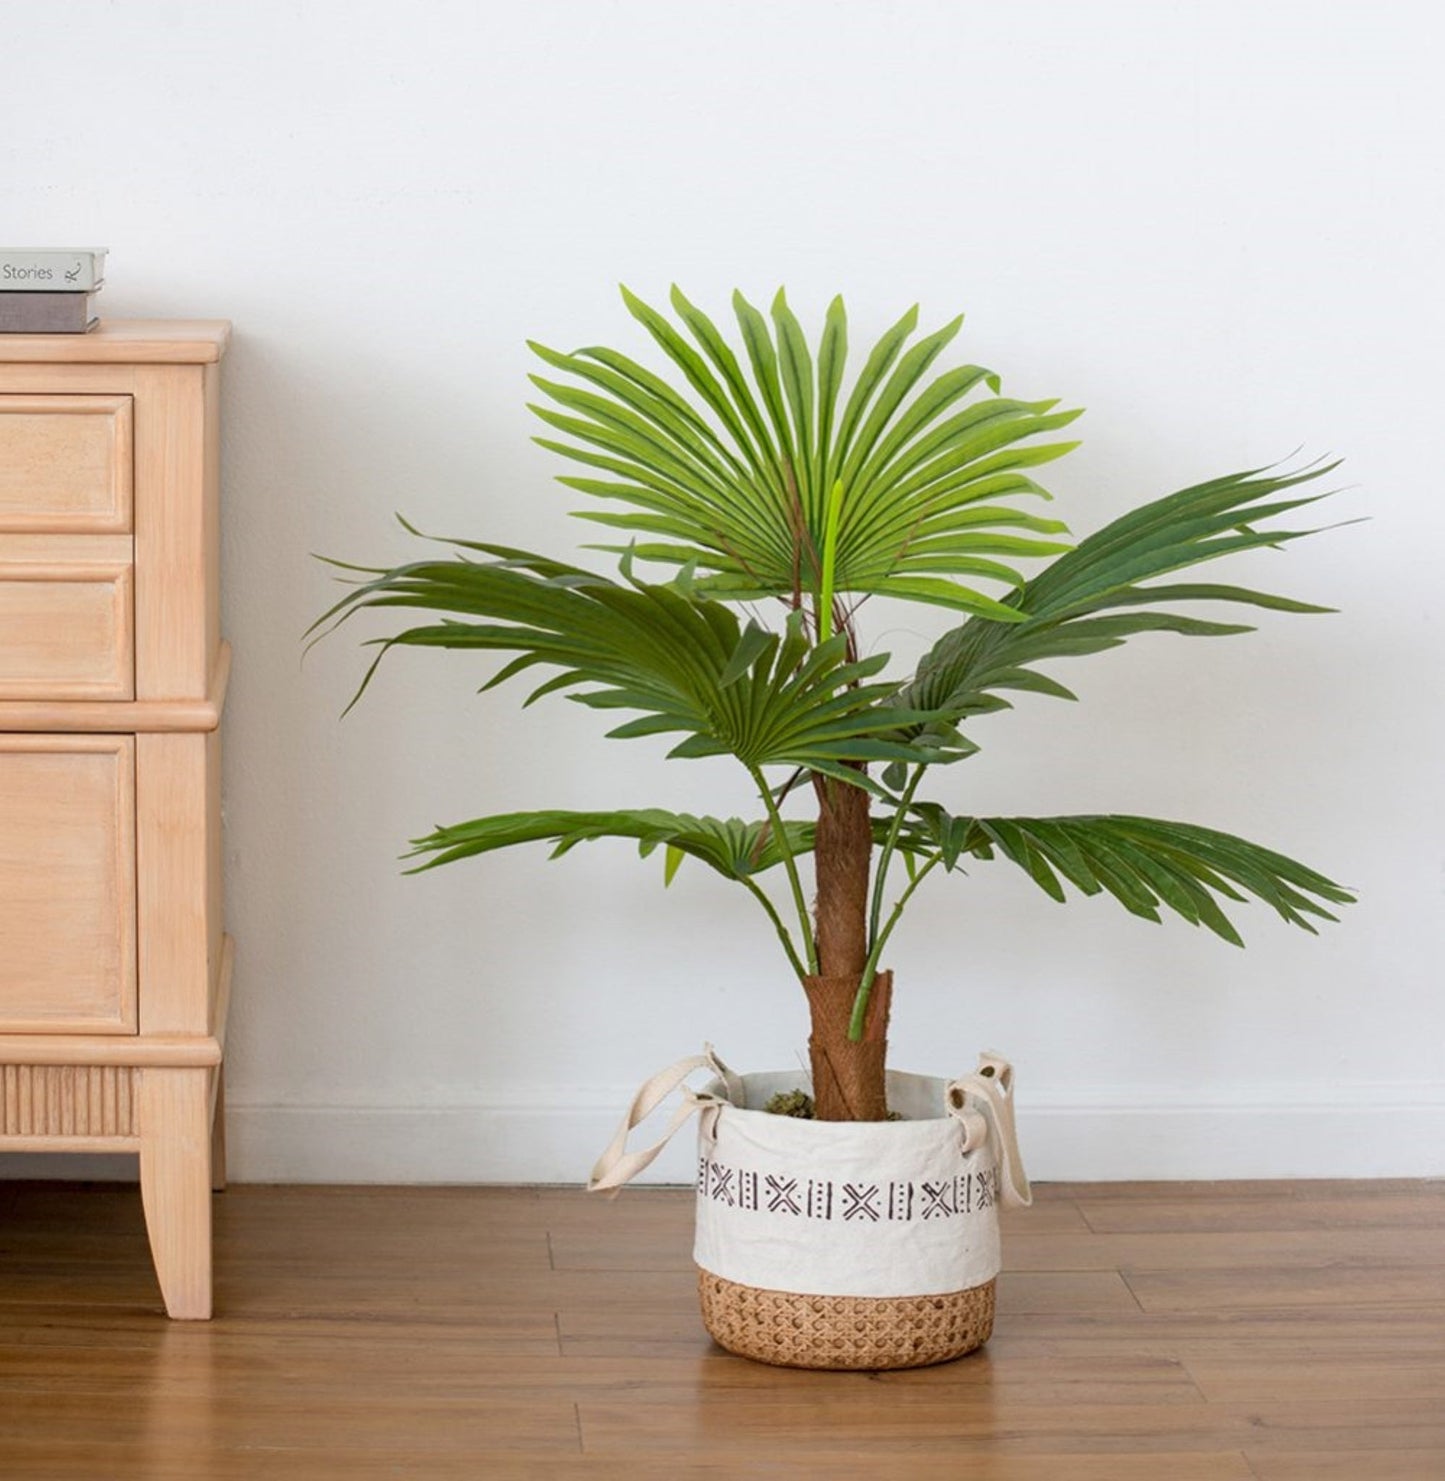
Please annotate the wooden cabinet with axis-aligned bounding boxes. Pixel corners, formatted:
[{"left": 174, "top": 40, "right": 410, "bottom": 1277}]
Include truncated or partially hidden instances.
[
  {"left": 0, "top": 538, "right": 135, "bottom": 698},
  {"left": 0, "top": 735, "right": 137, "bottom": 1033},
  {"left": 0, "top": 322, "right": 232, "bottom": 1318},
  {"left": 0, "top": 394, "right": 133, "bottom": 530}
]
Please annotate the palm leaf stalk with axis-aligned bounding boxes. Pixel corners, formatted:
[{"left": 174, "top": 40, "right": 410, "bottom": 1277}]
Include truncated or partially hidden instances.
[{"left": 315, "top": 287, "right": 1354, "bottom": 1122}]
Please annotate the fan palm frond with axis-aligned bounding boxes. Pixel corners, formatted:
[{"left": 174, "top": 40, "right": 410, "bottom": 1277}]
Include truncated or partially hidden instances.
[
  {"left": 312, "top": 538, "right": 967, "bottom": 786},
  {"left": 404, "top": 808, "right": 813, "bottom": 879},
  {"left": 912, "top": 811, "right": 1354, "bottom": 942},
  {"left": 528, "top": 287, "right": 1079, "bottom": 621},
  {"left": 894, "top": 461, "right": 1342, "bottom": 742}
]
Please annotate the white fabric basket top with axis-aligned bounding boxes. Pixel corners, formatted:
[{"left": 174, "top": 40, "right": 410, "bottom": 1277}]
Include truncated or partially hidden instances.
[
  {"left": 694, "top": 1069, "right": 1011, "bottom": 1298},
  {"left": 591, "top": 1049, "right": 1032, "bottom": 1302}
]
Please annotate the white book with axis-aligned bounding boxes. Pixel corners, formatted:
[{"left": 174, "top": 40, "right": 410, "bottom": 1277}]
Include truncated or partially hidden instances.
[{"left": 0, "top": 249, "right": 108, "bottom": 291}]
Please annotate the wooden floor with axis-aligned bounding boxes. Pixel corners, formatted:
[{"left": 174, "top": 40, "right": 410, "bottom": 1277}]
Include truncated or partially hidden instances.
[{"left": 0, "top": 1181, "right": 1442, "bottom": 1478}]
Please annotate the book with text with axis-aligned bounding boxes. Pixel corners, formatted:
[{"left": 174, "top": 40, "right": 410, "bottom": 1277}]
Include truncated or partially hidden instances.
[{"left": 0, "top": 249, "right": 108, "bottom": 291}]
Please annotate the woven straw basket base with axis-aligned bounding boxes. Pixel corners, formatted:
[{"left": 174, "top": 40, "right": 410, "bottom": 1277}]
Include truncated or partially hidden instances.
[{"left": 697, "top": 1269, "right": 996, "bottom": 1371}]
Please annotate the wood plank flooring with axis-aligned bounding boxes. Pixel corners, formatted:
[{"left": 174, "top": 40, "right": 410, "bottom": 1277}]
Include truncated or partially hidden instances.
[{"left": 0, "top": 1178, "right": 1441, "bottom": 1477}]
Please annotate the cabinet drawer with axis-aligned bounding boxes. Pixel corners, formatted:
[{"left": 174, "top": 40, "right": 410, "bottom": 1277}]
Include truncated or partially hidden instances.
[
  {"left": 0, "top": 395, "right": 132, "bottom": 532},
  {"left": 0, "top": 735, "right": 137, "bottom": 1034},
  {"left": 0, "top": 535, "right": 133, "bottom": 700}
]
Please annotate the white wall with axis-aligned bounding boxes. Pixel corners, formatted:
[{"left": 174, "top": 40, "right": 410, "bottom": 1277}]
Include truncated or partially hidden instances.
[{"left": 5, "top": 0, "right": 1442, "bottom": 1182}]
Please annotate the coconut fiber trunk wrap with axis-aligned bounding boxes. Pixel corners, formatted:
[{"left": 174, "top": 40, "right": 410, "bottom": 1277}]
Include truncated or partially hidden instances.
[{"left": 803, "top": 970, "right": 893, "bottom": 1122}]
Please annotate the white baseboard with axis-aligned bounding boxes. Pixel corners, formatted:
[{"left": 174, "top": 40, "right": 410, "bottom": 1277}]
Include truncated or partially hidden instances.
[{"left": 4, "top": 1084, "right": 1442, "bottom": 1184}]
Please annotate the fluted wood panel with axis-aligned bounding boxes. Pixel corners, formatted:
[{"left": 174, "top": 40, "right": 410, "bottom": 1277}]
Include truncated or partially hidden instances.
[{"left": 0, "top": 1064, "right": 134, "bottom": 1137}]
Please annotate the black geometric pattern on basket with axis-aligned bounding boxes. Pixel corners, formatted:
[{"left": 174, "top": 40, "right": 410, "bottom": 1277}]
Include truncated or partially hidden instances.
[
  {"left": 842, "top": 1183, "right": 881, "bottom": 1221},
  {"left": 975, "top": 1166, "right": 999, "bottom": 1210},
  {"left": 806, "top": 1179, "right": 833, "bottom": 1220},
  {"left": 920, "top": 1180, "right": 957, "bottom": 1219},
  {"left": 701, "top": 1158, "right": 997, "bottom": 1223}
]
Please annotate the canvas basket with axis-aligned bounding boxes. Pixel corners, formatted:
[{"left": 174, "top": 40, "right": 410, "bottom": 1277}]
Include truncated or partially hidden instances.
[{"left": 591, "top": 1048, "right": 1031, "bottom": 1369}]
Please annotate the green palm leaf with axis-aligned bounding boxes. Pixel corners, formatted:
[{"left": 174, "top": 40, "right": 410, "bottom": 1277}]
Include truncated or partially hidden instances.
[
  {"left": 312, "top": 537, "right": 967, "bottom": 784},
  {"left": 404, "top": 808, "right": 815, "bottom": 879},
  {"left": 404, "top": 804, "right": 950, "bottom": 878},
  {"left": 529, "top": 288, "right": 1078, "bottom": 621},
  {"left": 941, "top": 813, "right": 1354, "bottom": 942},
  {"left": 895, "top": 461, "right": 1341, "bottom": 739},
  {"left": 401, "top": 806, "right": 826, "bottom": 979}
]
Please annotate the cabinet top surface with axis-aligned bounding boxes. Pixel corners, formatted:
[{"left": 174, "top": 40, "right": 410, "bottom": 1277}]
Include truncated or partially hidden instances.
[{"left": 0, "top": 319, "right": 231, "bottom": 365}]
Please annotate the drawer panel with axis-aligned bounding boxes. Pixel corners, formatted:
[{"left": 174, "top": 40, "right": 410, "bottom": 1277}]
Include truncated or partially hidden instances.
[
  {"left": 0, "top": 534, "right": 134, "bottom": 700},
  {"left": 0, "top": 394, "right": 133, "bottom": 532},
  {"left": 0, "top": 735, "right": 137, "bottom": 1034}
]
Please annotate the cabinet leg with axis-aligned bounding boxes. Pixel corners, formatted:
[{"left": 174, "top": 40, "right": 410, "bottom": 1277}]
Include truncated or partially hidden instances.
[
  {"left": 138, "top": 1067, "right": 213, "bottom": 1320},
  {"left": 211, "top": 1064, "right": 228, "bottom": 1193}
]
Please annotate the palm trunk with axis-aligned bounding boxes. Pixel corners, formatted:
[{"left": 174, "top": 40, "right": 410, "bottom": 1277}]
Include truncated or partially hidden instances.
[{"left": 808, "top": 774, "right": 891, "bottom": 1120}]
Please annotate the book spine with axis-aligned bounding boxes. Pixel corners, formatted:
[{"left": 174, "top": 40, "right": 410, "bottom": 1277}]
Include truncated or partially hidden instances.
[
  {"left": 0, "top": 292, "right": 97, "bottom": 332},
  {"left": 0, "top": 252, "right": 106, "bottom": 291}
]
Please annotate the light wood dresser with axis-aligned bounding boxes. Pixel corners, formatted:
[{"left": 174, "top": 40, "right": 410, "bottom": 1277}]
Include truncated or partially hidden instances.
[{"left": 0, "top": 320, "right": 232, "bottom": 1318}]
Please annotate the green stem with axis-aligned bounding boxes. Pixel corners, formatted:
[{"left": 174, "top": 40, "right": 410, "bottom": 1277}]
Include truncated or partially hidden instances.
[
  {"left": 749, "top": 764, "right": 819, "bottom": 975},
  {"left": 849, "top": 854, "right": 941, "bottom": 1040},
  {"left": 816, "top": 480, "right": 845, "bottom": 645},
  {"left": 740, "top": 877, "right": 808, "bottom": 984},
  {"left": 868, "top": 765, "right": 926, "bottom": 948}
]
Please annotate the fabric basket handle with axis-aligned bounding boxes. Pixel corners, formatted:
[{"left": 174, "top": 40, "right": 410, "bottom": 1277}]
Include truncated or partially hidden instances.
[
  {"left": 588, "top": 1045, "right": 741, "bottom": 1194},
  {"left": 946, "top": 1051, "right": 1032, "bottom": 1209},
  {"left": 590, "top": 1046, "right": 1031, "bottom": 1208}
]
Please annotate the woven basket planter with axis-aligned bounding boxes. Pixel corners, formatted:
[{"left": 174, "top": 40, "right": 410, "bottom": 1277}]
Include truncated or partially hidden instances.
[
  {"left": 592, "top": 1051, "right": 1030, "bottom": 1372},
  {"left": 690, "top": 1064, "right": 1024, "bottom": 1370},
  {"left": 697, "top": 1269, "right": 997, "bottom": 1370}
]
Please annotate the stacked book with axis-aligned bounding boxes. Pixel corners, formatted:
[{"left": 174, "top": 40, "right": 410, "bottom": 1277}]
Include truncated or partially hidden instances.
[{"left": 0, "top": 249, "right": 107, "bottom": 333}]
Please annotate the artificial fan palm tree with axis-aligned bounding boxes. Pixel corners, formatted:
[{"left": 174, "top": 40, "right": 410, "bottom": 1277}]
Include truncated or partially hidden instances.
[{"left": 315, "top": 288, "right": 1353, "bottom": 1122}]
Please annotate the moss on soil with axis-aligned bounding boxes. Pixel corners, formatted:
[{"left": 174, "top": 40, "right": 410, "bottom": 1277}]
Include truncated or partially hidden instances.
[{"left": 762, "top": 1090, "right": 902, "bottom": 1121}]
